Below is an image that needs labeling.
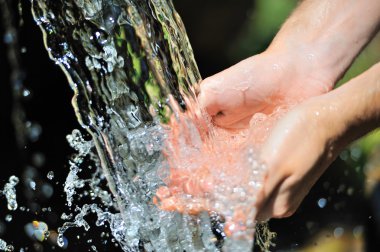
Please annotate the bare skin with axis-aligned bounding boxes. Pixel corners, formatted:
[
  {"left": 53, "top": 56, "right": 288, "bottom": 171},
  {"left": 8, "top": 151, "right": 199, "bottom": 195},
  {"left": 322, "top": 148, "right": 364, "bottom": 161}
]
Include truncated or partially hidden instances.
[
  {"left": 199, "top": 0, "right": 380, "bottom": 129},
  {"left": 155, "top": 0, "right": 380, "bottom": 233},
  {"left": 257, "top": 62, "right": 380, "bottom": 220}
]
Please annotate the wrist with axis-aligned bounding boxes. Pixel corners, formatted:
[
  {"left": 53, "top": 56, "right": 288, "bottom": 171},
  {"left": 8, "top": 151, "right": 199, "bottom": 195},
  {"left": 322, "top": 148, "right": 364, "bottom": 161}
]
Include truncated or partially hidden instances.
[
  {"left": 318, "top": 63, "right": 380, "bottom": 151},
  {"left": 263, "top": 45, "right": 336, "bottom": 92},
  {"left": 266, "top": 0, "right": 380, "bottom": 90}
]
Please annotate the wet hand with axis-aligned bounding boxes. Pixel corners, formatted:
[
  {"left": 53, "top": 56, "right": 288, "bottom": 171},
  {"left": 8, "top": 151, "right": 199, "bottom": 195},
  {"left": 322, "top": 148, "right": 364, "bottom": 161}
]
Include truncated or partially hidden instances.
[
  {"left": 198, "top": 50, "right": 333, "bottom": 129},
  {"left": 255, "top": 97, "right": 340, "bottom": 220},
  {"left": 255, "top": 62, "right": 380, "bottom": 221},
  {"left": 153, "top": 103, "right": 275, "bottom": 236}
]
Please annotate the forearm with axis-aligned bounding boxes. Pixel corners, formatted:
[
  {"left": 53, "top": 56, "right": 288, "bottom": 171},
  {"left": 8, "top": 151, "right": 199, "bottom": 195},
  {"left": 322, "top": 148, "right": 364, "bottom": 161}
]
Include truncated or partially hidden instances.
[
  {"left": 268, "top": 0, "right": 380, "bottom": 87},
  {"left": 255, "top": 63, "right": 380, "bottom": 221},
  {"left": 325, "top": 62, "right": 380, "bottom": 151}
]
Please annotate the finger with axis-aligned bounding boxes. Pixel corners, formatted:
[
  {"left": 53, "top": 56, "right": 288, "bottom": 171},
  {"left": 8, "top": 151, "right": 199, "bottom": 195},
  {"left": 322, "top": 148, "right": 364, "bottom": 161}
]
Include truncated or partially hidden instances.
[
  {"left": 198, "top": 77, "right": 225, "bottom": 117},
  {"left": 256, "top": 173, "right": 305, "bottom": 221},
  {"left": 255, "top": 185, "right": 280, "bottom": 222},
  {"left": 254, "top": 164, "right": 288, "bottom": 221}
]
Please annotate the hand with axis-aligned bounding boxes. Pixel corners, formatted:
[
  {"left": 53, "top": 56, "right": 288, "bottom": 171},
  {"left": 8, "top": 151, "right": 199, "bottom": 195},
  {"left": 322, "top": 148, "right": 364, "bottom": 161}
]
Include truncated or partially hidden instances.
[
  {"left": 256, "top": 62, "right": 380, "bottom": 221},
  {"left": 154, "top": 103, "right": 268, "bottom": 237},
  {"left": 198, "top": 50, "right": 333, "bottom": 129},
  {"left": 154, "top": 48, "right": 336, "bottom": 235},
  {"left": 155, "top": 62, "right": 380, "bottom": 239},
  {"left": 255, "top": 96, "right": 339, "bottom": 221},
  {"left": 153, "top": 0, "right": 380, "bottom": 237}
]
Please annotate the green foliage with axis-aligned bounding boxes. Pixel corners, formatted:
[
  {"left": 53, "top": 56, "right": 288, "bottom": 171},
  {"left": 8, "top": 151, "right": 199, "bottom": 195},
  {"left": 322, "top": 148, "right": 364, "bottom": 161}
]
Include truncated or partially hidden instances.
[
  {"left": 230, "top": 0, "right": 297, "bottom": 60},
  {"left": 233, "top": 0, "right": 380, "bottom": 165}
]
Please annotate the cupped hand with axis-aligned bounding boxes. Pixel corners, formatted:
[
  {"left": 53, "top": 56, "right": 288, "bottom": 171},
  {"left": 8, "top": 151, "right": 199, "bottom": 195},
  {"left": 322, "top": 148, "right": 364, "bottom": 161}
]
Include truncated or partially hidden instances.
[
  {"left": 255, "top": 94, "right": 343, "bottom": 221},
  {"left": 153, "top": 50, "right": 336, "bottom": 236},
  {"left": 255, "top": 62, "right": 380, "bottom": 221},
  {"left": 198, "top": 50, "right": 333, "bottom": 129}
]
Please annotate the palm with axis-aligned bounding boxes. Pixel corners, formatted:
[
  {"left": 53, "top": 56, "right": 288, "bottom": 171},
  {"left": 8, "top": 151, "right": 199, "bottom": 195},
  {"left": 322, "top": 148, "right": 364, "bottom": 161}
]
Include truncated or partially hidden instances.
[
  {"left": 198, "top": 52, "right": 331, "bottom": 129},
  {"left": 154, "top": 52, "right": 334, "bottom": 235}
]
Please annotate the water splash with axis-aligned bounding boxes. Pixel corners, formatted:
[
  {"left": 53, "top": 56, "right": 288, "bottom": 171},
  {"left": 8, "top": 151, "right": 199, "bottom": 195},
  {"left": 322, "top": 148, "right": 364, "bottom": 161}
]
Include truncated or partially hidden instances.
[
  {"left": 30, "top": 0, "right": 267, "bottom": 251},
  {"left": 0, "top": 239, "right": 14, "bottom": 252},
  {"left": 0, "top": 176, "right": 19, "bottom": 252},
  {"left": 46, "top": 171, "right": 54, "bottom": 180},
  {"left": 2, "top": 176, "right": 19, "bottom": 211}
]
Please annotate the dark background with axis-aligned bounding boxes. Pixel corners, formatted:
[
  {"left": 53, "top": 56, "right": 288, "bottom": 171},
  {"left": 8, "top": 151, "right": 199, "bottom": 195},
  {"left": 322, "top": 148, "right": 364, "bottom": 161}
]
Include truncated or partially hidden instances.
[{"left": 1, "top": 0, "right": 379, "bottom": 251}]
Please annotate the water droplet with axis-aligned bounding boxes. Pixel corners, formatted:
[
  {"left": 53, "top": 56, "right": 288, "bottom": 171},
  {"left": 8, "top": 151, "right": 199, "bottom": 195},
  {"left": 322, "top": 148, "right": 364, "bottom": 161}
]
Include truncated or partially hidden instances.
[
  {"left": 32, "top": 153, "right": 45, "bottom": 167},
  {"left": 29, "top": 181, "right": 36, "bottom": 190},
  {"left": 22, "top": 88, "right": 30, "bottom": 97},
  {"left": 26, "top": 122, "right": 42, "bottom": 142},
  {"left": 47, "top": 171, "right": 54, "bottom": 180},
  {"left": 5, "top": 215, "right": 12, "bottom": 223},
  {"left": 317, "top": 198, "right": 327, "bottom": 208},
  {"left": 5, "top": 244, "right": 13, "bottom": 252},
  {"left": 333, "top": 227, "right": 344, "bottom": 238},
  {"left": 353, "top": 225, "right": 363, "bottom": 239},
  {"left": 3, "top": 176, "right": 19, "bottom": 211},
  {"left": 3, "top": 32, "right": 14, "bottom": 44}
]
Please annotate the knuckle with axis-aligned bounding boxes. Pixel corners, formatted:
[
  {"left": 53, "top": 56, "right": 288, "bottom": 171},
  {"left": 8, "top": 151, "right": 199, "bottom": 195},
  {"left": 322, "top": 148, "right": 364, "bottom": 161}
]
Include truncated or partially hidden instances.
[{"left": 200, "top": 77, "right": 219, "bottom": 91}]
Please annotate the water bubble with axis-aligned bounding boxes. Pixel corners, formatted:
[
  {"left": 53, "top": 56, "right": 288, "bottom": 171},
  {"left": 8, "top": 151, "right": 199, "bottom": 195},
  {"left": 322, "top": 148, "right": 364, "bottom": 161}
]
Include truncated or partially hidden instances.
[
  {"left": 33, "top": 230, "right": 46, "bottom": 242},
  {"left": 353, "top": 225, "right": 363, "bottom": 239},
  {"left": 41, "top": 183, "right": 54, "bottom": 198},
  {"left": 339, "top": 150, "right": 349, "bottom": 161},
  {"left": 47, "top": 171, "right": 54, "bottom": 180},
  {"left": 347, "top": 187, "right": 354, "bottom": 196},
  {"left": 350, "top": 146, "right": 362, "bottom": 161},
  {"left": 32, "top": 153, "right": 45, "bottom": 167},
  {"left": 4, "top": 215, "right": 12, "bottom": 223},
  {"left": 272, "top": 63, "right": 280, "bottom": 70},
  {"left": 24, "top": 223, "right": 35, "bottom": 239},
  {"left": 0, "top": 239, "right": 13, "bottom": 252},
  {"left": 5, "top": 245, "right": 13, "bottom": 252},
  {"left": 333, "top": 227, "right": 344, "bottom": 238},
  {"left": 317, "top": 198, "right": 327, "bottom": 208},
  {"left": 25, "top": 122, "right": 42, "bottom": 142},
  {"left": 22, "top": 88, "right": 30, "bottom": 97},
  {"left": 29, "top": 181, "right": 36, "bottom": 190},
  {"left": 0, "top": 240, "right": 6, "bottom": 251},
  {"left": 3, "top": 176, "right": 19, "bottom": 211},
  {"left": 3, "top": 32, "right": 14, "bottom": 44}
]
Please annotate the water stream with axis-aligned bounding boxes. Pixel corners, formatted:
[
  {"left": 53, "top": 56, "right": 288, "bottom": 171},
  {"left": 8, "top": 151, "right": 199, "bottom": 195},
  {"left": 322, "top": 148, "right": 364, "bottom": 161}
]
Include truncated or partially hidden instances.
[{"left": 1, "top": 0, "right": 269, "bottom": 250}]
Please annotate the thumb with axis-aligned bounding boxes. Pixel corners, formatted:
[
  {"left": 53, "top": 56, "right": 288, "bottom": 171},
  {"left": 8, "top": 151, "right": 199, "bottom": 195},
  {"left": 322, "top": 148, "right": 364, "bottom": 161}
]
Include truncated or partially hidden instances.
[{"left": 198, "top": 76, "right": 225, "bottom": 117}]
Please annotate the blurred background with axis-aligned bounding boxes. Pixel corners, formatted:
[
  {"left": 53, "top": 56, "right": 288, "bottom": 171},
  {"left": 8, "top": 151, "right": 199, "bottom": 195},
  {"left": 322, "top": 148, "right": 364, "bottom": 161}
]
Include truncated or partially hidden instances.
[{"left": 1, "top": 0, "right": 380, "bottom": 251}]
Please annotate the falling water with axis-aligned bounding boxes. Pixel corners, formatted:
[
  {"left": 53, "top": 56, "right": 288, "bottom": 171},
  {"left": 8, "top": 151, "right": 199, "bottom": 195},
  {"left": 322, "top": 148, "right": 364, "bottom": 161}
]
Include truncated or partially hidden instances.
[
  {"left": 0, "top": 176, "right": 19, "bottom": 252},
  {"left": 28, "top": 0, "right": 268, "bottom": 251}
]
